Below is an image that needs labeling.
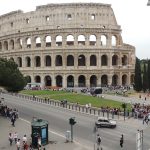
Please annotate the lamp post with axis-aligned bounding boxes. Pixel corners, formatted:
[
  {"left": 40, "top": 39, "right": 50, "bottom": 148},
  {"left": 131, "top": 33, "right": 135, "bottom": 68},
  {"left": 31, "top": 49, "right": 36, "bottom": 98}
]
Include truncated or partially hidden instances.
[
  {"left": 122, "top": 103, "right": 127, "bottom": 121},
  {"left": 147, "top": 0, "right": 150, "bottom": 6}
]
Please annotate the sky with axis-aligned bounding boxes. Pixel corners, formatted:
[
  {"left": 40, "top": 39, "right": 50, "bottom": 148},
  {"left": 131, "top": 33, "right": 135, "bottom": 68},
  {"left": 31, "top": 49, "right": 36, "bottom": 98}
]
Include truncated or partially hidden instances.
[{"left": 0, "top": 0, "right": 150, "bottom": 59}]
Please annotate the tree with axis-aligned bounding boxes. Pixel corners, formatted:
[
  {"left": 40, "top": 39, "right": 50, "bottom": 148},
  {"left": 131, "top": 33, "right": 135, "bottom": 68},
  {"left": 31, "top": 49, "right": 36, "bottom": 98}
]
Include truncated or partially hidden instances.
[
  {"left": 0, "top": 58, "right": 26, "bottom": 92},
  {"left": 142, "top": 63, "right": 148, "bottom": 92},
  {"left": 134, "top": 57, "right": 142, "bottom": 91}
]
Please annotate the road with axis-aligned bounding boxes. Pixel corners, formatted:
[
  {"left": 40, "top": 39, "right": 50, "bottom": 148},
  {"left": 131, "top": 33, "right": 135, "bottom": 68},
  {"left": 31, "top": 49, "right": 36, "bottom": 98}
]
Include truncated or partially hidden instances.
[{"left": 2, "top": 93, "right": 150, "bottom": 150}]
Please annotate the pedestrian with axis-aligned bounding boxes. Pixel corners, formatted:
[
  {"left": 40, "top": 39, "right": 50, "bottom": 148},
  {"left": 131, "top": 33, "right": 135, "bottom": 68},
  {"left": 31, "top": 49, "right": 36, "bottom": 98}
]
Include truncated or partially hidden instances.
[
  {"left": 38, "top": 136, "right": 42, "bottom": 150},
  {"left": 11, "top": 115, "right": 16, "bottom": 127},
  {"left": 96, "top": 134, "right": 101, "bottom": 150},
  {"left": 14, "top": 132, "right": 18, "bottom": 143},
  {"left": 8, "top": 133, "right": 13, "bottom": 146},
  {"left": 120, "top": 134, "right": 124, "bottom": 148},
  {"left": 16, "top": 139, "right": 21, "bottom": 150},
  {"left": 22, "top": 134, "right": 27, "bottom": 144}
]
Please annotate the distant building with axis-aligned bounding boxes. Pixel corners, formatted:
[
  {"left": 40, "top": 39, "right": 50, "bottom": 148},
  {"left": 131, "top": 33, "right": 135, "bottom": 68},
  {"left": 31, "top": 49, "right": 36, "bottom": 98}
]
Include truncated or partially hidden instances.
[{"left": 0, "top": 3, "right": 135, "bottom": 88}]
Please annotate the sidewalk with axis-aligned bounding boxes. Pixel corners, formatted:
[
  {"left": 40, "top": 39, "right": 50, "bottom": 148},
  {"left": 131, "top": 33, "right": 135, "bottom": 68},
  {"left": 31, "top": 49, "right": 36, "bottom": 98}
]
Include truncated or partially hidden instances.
[{"left": 0, "top": 116, "right": 87, "bottom": 150}]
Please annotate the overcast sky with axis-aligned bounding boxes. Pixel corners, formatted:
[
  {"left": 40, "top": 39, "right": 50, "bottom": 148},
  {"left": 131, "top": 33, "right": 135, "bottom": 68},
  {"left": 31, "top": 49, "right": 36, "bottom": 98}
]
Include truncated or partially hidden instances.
[{"left": 0, "top": 0, "right": 150, "bottom": 59}]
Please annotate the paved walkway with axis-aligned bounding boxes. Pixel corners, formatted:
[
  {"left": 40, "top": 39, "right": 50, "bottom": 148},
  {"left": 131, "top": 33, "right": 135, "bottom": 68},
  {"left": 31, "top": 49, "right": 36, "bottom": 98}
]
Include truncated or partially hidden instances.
[{"left": 0, "top": 116, "right": 87, "bottom": 150}]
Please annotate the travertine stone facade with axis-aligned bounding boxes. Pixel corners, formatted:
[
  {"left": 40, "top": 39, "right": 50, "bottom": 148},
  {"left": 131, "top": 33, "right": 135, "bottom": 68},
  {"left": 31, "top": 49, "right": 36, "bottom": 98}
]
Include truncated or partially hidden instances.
[{"left": 0, "top": 3, "right": 135, "bottom": 88}]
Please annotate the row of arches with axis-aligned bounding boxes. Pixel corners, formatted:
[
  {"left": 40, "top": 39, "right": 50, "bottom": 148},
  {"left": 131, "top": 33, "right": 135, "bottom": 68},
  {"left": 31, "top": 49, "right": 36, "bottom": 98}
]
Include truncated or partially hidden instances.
[
  {"left": 0, "top": 34, "right": 121, "bottom": 51},
  {"left": 14, "top": 54, "right": 128, "bottom": 67},
  {"left": 26, "top": 74, "right": 134, "bottom": 87}
]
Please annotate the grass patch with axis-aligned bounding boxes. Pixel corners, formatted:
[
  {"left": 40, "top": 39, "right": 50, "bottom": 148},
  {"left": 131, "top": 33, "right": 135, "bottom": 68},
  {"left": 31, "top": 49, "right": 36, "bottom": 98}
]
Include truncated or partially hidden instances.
[{"left": 20, "top": 90, "right": 131, "bottom": 110}]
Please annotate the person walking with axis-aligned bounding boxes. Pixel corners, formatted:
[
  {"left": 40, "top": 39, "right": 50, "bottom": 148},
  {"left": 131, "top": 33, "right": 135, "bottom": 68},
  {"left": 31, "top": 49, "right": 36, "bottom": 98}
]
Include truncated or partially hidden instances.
[
  {"left": 8, "top": 133, "right": 13, "bottom": 146},
  {"left": 96, "top": 134, "right": 102, "bottom": 150},
  {"left": 16, "top": 139, "right": 21, "bottom": 150},
  {"left": 14, "top": 132, "right": 18, "bottom": 143}
]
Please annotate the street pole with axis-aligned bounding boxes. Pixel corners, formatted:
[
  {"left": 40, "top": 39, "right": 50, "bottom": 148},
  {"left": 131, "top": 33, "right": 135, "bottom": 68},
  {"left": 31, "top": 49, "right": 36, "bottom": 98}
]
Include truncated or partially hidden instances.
[
  {"left": 124, "top": 107, "right": 125, "bottom": 121},
  {"left": 71, "top": 124, "right": 73, "bottom": 142}
]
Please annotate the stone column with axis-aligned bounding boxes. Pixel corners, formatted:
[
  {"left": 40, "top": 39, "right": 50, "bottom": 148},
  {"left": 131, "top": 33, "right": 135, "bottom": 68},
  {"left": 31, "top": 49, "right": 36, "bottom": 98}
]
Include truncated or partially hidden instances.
[
  {"left": 74, "top": 75, "right": 78, "bottom": 87},
  {"left": 63, "top": 74, "right": 67, "bottom": 88},
  {"left": 52, "top": 74, "right": 56, "bottom": 86}
]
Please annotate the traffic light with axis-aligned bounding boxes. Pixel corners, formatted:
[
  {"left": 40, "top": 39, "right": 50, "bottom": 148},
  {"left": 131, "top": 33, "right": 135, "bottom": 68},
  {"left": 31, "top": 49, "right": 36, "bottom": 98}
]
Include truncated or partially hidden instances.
[
  {"left": 69, "top": 117, "right": 76, "bottom": 125},
  {"left": 120, "top": 135, "right": 124, "bottom": 148}
]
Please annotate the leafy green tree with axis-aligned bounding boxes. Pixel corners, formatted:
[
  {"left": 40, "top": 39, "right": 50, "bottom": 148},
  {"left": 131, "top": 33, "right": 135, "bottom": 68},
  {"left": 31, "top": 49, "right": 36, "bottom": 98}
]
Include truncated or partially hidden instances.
[
  {"left": 147, "top": 60, "right": 150, "bottom": 91},
  {"left": 142, "top": 63, "right": 148, "bottom": 92},
  {"left": 134, "top": 57, "right": 142, "bottom": 91},
  {"left": 0, "top": 58, "right": 26, "bottom": 92}
]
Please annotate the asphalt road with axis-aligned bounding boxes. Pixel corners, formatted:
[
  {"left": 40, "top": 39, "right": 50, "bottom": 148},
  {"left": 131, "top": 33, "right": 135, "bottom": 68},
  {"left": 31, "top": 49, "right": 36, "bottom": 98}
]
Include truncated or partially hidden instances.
[{"left": 2, "top": 93, "right": 150, "bottom": 150}]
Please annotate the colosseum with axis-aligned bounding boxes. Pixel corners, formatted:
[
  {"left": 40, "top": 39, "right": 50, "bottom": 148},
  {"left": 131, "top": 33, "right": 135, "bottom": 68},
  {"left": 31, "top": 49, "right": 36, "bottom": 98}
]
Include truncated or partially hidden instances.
[{"left": 0, "top": 3, "right": 135, "bottom": 88}]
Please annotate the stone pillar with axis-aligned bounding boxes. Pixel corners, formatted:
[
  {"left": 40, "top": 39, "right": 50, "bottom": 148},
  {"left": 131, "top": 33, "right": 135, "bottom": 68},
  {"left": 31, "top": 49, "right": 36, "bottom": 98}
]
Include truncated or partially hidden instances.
[
  {"left": 108, "top": 74, "right": 112, "bottom": 86},
  {"left": 52, "top": 74, "right": 56, "bottom": 86},
  {"left": 41, "top": 75, "right": 45, "bottom": 89},
  {"left": 107, "top": 34, "right": 112, "bottom": 48},
  {"left": 63, "top": 74, "right": 67, "bottom": 88},
  {"left": 41, "top": 36, "right": 45, "bottom": 48},
  {"left": 74, "top": 75, "right": 78, "bottom": 87},
  {"left": 97, "top": 75, "right": 101, "bottom": 87},
  {"left": 119, "top": 72, "right": 122, "bottom": 85},
  {"left": 31, "top": 37, "right": 35, "bottom": 49},
  {"left": 22, "top": 38, "right": 27, "bottom": 50},
  {"left": 86, "top": 75, "right": 90, "bottom": 88}
]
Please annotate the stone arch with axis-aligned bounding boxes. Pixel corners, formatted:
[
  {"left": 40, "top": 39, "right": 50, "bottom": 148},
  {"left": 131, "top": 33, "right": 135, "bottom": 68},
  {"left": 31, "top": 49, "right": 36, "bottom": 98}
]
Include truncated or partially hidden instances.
[
  {"left": 78, "top": 55, "right": 86, "bottom": 66},
  {"left": 55, "top": 55, "right": 63, "bottom": 66},
  {"left": 122, "top": 55, "right": 128, "bottom": 66},
  {"left": 101, "top": 75, "right": 108, "bottom": 86},
  {"left": 67, "top": 55, "right": 74, "bottom": 66},
  {"left": 9, "top": 40, "right": 14, "bottom": 50},
  {"left": 66, "top": 35, "right": 74, "bottom": 46},
  {"left": 17, "top": 57, "right": 22, "bottom": 67},
  {"left": 35, "top": 37, "right": 41, "bottom": 47},
  {"left": 112, "top": 74, "right": 118, "bottom": 86},
  {"left": 56, "top": 75, "right": 63, "bottom": 87},
  {"left": 130, "top": 74, "right": 134, "bottom": 85},
  {"left": 45, "top": 35, "right": 51, "bottom": 47},
  {"left": 35, "top": 56, "right": 41, "bottom": 67},
  {"left": 90, "top": 75, "right": 97, "bottom": 87},
  {"left": 101, "top": 55, "right": 108, "bottom": 66},
  {"left": 89, "top": 34, "right": 96, "bottom": 46},
  {"left": 0, "top": 42, "right": 2, "bottom": 50},
  {"left": 112, "top": 35, "right": 117, "bottom": 46},
  {"left": 45, "top": 55, "right": 51, "bottom": 66},
  {"left": 26, "top": 37, "right": 31, "bottom": 48},
  {"left": 122, "top": 74, "right": 127, "bottom": 86},
  {"left": 26, "top": 76, "right": 31, "bottom": 83},
  {"left": 78, "top": 35, "right": 85, "bottom": 45},
  {"left": 25, "top": 56, "right": 31, "bottom": 67},
  {"left": 4, "top": 41, "right": 8, "bottom": 50},
  {"left": 90, "top": 55, "right": 97, "bottom": 66},
  {"left": 78, "top": 75, "right": 86, "bottom": 87},
  {"left": 45, "top": 75, "right": 52, "bottom": 86},
  {"left": 67, "top": 75, "right": 74, "bottom": 87},
  {"left": 16, "top": 38, "right": 22, "bottom": 49},
  {"left": 35, "top": 75, "right": 41, "bottom": 83},
  {"left": 56, "top": 35, "right": 62, "bottom": 46},
  {"left": 100, "top": 35, "right": 107, "bottom": 46},
  {"left": 112, "top": 55, "right": 118, "bottom": 66}
]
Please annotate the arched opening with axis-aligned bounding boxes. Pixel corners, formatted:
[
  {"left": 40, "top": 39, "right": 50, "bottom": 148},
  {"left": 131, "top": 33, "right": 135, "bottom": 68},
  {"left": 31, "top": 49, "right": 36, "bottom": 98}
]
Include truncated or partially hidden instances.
[
  {"left": 55, "top": 55, "right": 62, "bottom": 66},
  {"left": 130, "top": 74, "right": 134, "bottom": 85},
  {"left": 35, "top": 37, "right": 41, "bottom": 47},
  {"left": 35, "top": 56, "right": 41, "bottom": 67},
  {"left": 112, "top": 75, "right": 118, "bottom": 86},
  {"left": 17, "top": 38, "right": 22, "bottom": 49},
  {"left": 122, "top": 55, "right": 128, "bottom": 66},
  {"left": 4, "top": 41, "right": 8, "bottom": 50},
  {"left": 10, "top": 40, "right": 14, "bottom": 50},
  {"left": 122, "top": 74, "right": 127, "bottom": 86},
  {"left": 101, "top": 75, "right": 108, "bottom": 86},
  {"left": 45, "top": 36, "right": 51, "bottom": 47},
  {"left": 45, "top": 55, "right": 51, "bottom": 66},
  {"left": 26, "top": 38, "right": 31, "bottom": 48},
  {"left": 17, "top": 57, "right": 22, "bottom": 67},
  {"left": 45, "top": 76, "right": 52, "bottom": 86},
  {"left": 90, "top": 75, "right": 97, "bottom": 87},
  {"left": 100, "top": 35, "right": 107, "bottom": 46},
  {"left": 56, "top": 75, "right": 62, "bottom": 87},
  {"left": 0, "top": 42, "right": 2, "bottom": 50},
  {"left": 101, "top": 55, "right": 108, "bottom": 66},
  {"left": 25, "top": 76, "right": 31, "bottom": 83},
  {"left": 78, "top": 55, "right": 86, "bottom": 66},
  {"left": 35, "top": 76, "right": 41, "bottom": 83},
  {"left": 67, "top": 75, "right": 74, "bottom": 87},
  {"left": 112, "top": 35, "right": 117, "bottom": 46},
  {"left": 26, "top": 57, "right": 31, "bottom": 67},
  {"left": 90, "top": 55, "right": 97, "bottom": 66},
  {"left": 89, "top": 35, "right": 96, "bottom": 46},
  {"left": 66, "top": 35, "right": 74, "bottom": 46},
  {"left": 78, "top": 35, "right": 85, "bottom": 45},
  {"left": 56, "top": 35, "right": 62, "bottom": 46},
  {"left": 67, "top": 55, "right": 74, "bottom": 66},
  {"left": 112, "top": 55, "right": 118, "bottom": 66},
  {"left": 78, "top": 75, "right": 86, "bottom": 87}
]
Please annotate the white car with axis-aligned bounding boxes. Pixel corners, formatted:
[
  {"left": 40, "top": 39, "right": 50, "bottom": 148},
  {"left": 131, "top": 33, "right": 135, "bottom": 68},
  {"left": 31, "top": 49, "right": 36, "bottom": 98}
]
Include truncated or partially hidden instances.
[{"left": 95, "top": 117, "right": 117, "bottom": 128}]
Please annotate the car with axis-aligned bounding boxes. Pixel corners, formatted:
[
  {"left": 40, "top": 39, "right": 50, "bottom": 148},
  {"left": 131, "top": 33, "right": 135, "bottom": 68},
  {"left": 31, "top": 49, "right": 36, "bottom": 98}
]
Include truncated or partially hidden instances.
[{"left": 95, "top": 117, "right": 117, "bottom": 128}]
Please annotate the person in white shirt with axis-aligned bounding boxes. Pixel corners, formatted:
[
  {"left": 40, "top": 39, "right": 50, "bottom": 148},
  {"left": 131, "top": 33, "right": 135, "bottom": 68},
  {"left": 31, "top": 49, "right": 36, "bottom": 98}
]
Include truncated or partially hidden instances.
[
  {"left": 13, "top": 132, "right": 18, "bottom": 143},
  {"left": 16, "top": 139, "right": 20, "bottom": 150},
  {"left": 22, "top": 134, "right": 27, "bottom": 143}
]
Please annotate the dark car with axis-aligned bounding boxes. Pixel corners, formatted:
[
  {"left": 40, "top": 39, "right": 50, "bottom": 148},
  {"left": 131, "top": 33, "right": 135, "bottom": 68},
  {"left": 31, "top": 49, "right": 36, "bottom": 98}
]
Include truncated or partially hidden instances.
[{"left": 95, "top": 117, "right": 117, "bottom": 128}]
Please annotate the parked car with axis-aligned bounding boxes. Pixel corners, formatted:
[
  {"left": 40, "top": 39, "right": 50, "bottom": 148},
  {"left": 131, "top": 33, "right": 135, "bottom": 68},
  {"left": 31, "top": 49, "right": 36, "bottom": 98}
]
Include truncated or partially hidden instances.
[{"left": 95, "top": 117, "right": 117, "bottom": 128}]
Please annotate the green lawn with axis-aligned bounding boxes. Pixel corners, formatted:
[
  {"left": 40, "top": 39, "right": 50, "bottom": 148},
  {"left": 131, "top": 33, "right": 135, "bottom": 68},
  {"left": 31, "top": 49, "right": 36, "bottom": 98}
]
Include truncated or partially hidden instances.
[{"left": 21, "top": 90, "right": 131, "bottom": 110}]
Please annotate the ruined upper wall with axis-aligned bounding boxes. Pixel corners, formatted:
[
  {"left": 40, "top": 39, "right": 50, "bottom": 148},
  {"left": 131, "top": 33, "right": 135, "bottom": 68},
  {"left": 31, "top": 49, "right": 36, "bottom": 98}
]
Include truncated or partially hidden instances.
[{"left": 0, "top": 3, "right": 120, "bottom": 36}]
